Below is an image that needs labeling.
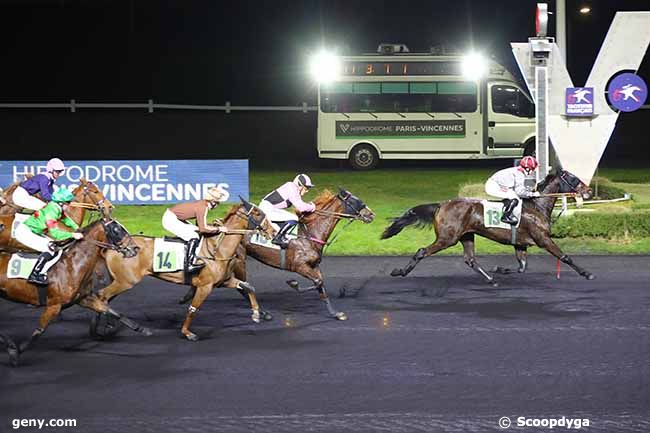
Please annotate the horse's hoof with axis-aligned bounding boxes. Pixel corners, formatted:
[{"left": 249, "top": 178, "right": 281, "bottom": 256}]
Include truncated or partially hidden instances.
[
  {"left": 390, "top": 268, "right": 403, "bottom": 277},
  {"left": 89, "top": 312, "right": 121, "bottom": 340},
  {"left": 286, "top": 280, "right": 299, "bottom": 290},
  {"left": 334, "top": 312, "right": 348, "bottom": 321},
  {"left": 251, "top": 311, "right": 261, "bottom": 323},
  {"left": 141, "top": 327, "right": 153, "bottom": 337},
  {"left": 585, "top": 273, "right": 595, "bottom": 280},
  {"left": 183, "top": 332, "right": 199, "bottom": 342},
  {"left": 490, "top": 282, "right": 499, "bottom": 288},
  {"left": 261, "top": 311, "right": 273, "bottom": 321}
]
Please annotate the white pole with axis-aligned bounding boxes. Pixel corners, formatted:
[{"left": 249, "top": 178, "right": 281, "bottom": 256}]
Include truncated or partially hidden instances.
[{"left": 556, "top": 0, "right": 567, "bottom": 62}]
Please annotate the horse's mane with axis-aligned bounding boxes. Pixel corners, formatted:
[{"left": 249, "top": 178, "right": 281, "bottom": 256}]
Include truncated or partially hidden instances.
[
  {"left": 80, "top": 219, "right": 104, "bottom": 234},
  {"left": 301, "top": 189, "right": 336, "bottom": 222},
  {"left": 536, "top": 172, "right": 558, "bottom": 193},
  {"left": 222, "top": 203, "right": 241, "bottom": 222}
]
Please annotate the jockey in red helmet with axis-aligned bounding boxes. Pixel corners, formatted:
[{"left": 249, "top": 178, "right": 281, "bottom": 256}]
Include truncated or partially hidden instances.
[{"left": 484, "top": 156, "right": 541, "bottom": 225}]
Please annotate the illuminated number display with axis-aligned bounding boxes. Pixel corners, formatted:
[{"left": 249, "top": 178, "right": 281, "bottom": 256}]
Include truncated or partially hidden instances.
[{"left": 342, "top": 61, "right": 462, "bottom": 76}]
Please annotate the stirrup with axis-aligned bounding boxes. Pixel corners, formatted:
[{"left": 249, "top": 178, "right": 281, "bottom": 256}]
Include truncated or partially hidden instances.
[
  {"left": 500, "top": 215, "right": 518, "bottom": 225},
  {"left": 27, "top": 272, "right": 48, "bottom": 285}
]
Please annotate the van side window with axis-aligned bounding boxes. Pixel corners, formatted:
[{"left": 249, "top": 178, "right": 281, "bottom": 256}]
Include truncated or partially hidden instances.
[{"left": 491, "top": 85, "right": 535, "bottom": 117}]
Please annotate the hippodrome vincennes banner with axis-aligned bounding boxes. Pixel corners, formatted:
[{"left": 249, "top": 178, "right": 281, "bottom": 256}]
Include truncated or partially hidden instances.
[
  {"left": 335, "top": 120, "right": 466, "bottom": 137},
  {"left": 0, "top": 160, "right": 249, "bottom": 205}
]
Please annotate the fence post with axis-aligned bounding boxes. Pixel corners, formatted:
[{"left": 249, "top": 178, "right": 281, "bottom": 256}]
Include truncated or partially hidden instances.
[
  {"left": 148, "top": 99, "right": 153, "bottom": 113},
  {"left": 225, "top": 101, "right": 231, "bottom": 114},
  {"left": 70, "top": 99, "right": 76, "bottom": 113}
]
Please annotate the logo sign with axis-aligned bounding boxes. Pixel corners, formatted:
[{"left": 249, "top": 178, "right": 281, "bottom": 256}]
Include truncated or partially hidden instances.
[
  {"left": 565, "top": 87, "right": 594, "bottom": 116},
  {"left": 335, "top": 120, "right": 465, "bottom": 138},
  {"left": 0, "top": 160, "right": 249, "bottom": 205},
  {"left": 607, "top": 72, "right": 647, "bottom": 112}
]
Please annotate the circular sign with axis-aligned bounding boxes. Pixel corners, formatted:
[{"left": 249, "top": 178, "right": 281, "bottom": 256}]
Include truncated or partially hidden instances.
[{"left": 607, "top": 72, "right": 648, "bottom": 112}]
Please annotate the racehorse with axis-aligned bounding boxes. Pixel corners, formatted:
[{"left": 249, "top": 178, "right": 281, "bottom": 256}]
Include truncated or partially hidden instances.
[
  {"left": 381, "top": 170, "right": 594, "bottom": 284},
  {"left": 0, "top": 179, "right": 112, "bottom": 252},
  {"left": 94, "top": 200, "right": 275, "bottom": 341},
  {"left": 222, "top": 189, "right": 375, "bottom": 320},
  {"left": 0, "top": 216, "right": 146, "bottom": 366}
]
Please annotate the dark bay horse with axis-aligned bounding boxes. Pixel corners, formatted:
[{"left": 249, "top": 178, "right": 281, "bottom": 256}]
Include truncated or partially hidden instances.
[
  {"left": 0, "top": 179, "right": 112, "bottom": 252},
  {"left": 381, "top": 170, "right": 594, "bottom": 284},
  {"left": 95, "top": 200, "right": 274, "bottom": 341},
  {"left": 229, "top": 189, "right": 375, "bottom": 320},
  {"left": 0, "top": 217, "right": 147, "bottom": 366}
]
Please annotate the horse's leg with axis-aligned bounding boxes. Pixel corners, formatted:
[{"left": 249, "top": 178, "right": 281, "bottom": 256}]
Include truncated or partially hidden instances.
[
  {"left": 460, "top": 234, "right": 497, "bottom": 286},
  {"left": 79, "top": 294, "right": 153, "bottom": 336},
  {"left": 92, "top": 280, "right": 138, "bottom": 338},
  {"left": 178, "top": 286, "right": 196, "bottom": 304},
  {"left": 233, "top": 255, "right": 251, "bottom": 302},
  {"left": 493, "top": 245, "right": 528, "bottom": 274},
  {"left": 180, "top": 283, "right": 213, "bottom": 341},
  {"left": 532, "top": 233, "right": 595, "bottom": 280},
  {"left": 515, "top": 246, "right": 528, "bottom": 273},
  {"left": 390, "top": 237, "right": 457, "bottom": 277},
  {"left": 294, "top": 264, "right": 346, "bottom": 320},
  {"left": 17, "top": 304, "right": 62, "bottom": 355},
  {"left": 0, "top": 332, "right": 19, "bottom": 367},
  {"left": 223, "top": 276, "right": 271, "bottom": 322}
]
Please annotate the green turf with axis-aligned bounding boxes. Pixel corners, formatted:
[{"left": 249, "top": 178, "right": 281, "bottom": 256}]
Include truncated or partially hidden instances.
[{"left": 111, "top": 167, "right": 650, "bottom": 256}]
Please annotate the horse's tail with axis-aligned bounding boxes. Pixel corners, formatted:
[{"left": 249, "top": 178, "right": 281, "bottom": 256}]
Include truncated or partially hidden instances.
[{"left": 381, "top": 203, "right": 440, "bottom": 239}]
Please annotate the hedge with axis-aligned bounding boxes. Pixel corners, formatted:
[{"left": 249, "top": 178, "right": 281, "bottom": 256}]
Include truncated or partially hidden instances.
[{"left": 552, "top": 211, "right": 650, "bottom": 238}]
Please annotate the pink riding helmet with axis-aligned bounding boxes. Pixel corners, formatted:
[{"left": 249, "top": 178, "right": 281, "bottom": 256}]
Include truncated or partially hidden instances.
[{"left": 46, "top": 158, "right": 65, "bottom": 173}]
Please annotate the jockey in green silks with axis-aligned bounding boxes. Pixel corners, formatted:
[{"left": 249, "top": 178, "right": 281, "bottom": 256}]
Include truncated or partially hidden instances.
[{"left": 14, "top": 187, "right": 84, "bottom": 285}]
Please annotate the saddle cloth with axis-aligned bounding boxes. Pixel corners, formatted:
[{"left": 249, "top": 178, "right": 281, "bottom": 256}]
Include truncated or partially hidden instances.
[
  {"left": 482, "top": 200, "right": 523, "bottom": 229},
  {"left": 249, "top": 222, "right": 298, "bottom": 250},
  {"left": 152, "top": 237, "right": 206, "bottom": 273},
  {"left": 7, "top": 250, "right": 63, "bottom": 280}
]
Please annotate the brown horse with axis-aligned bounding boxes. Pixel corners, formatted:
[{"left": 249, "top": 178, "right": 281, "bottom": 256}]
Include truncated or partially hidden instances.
[
  {"left": 382, "top": 170, "right": 594, "bottom": 284},
  {"left": 0, "top": 179, "right": 113, "bottom": 252},
  {"left": 0, "top": 217, "right": 148, "bottom": 366},
  {"left": 227, "top": 189, "right": 375, "bottom": 320},
  {"left": 95, "top": 200, "right": 275, "bottom": 341}
]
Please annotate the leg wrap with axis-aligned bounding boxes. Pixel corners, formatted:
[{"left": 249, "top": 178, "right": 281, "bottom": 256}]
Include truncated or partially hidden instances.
[{"left": 237, "top": 281, "right": 255, "bottom": 294}]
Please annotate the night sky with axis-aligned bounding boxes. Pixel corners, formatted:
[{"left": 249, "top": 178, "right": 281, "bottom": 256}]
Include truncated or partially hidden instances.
[{"left": 1, "top": 0, "right": 649, "bottom": 106}]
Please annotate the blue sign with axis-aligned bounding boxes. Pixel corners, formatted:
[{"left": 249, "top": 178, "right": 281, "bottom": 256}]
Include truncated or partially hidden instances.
[
  {"left": 565, "top": 87, "right": 594, "bottom": 116},
  {"left": 607, "top": 73, "right": 647, "bottom": 112},
  {"left": 0, "top": 160, "right": 249, "bottom": 205}
]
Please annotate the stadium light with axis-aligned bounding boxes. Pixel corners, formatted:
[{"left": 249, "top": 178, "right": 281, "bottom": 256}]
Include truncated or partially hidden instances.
[
  {"left": 461, "top": 52, "right": 487, "bottom": 81},
  {"left": 579, "top": 6, "right": 591, "bottom": 14},
  {"left": 309, "top": 50, "right": 341, "bottom": 83}
]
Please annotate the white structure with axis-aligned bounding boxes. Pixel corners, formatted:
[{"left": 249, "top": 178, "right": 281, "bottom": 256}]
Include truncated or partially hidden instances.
[
  {"left": 314, "top": 47, "right": 536, "bottom": 169},
  {"left": 512, "top": 11, "right": 650, "bottom": 184}
]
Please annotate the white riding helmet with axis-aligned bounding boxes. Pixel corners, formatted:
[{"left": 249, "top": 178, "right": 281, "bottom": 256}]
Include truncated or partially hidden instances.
[
  {"left": 293, "top": 174, "right": 314, "bottom": 189},
  {"left": 204, "top": 185, "right": 230, "bottom": 202},
  {"left": 46, "top": 158, "right": 65, "bottom": 173}
]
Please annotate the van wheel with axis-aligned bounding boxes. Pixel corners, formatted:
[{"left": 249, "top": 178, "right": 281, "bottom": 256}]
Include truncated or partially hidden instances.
[
  {"left": 523, "top": 140, "right": 536, "bottom": 157},
  {"left": 349, "top": 144, "right": 378, "bottom": 170}
]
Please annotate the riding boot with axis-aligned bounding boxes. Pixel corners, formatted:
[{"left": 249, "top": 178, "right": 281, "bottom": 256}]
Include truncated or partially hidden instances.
[
  {"left": 271, "top": 222, "right": 295, "bottom": 248},
  {"left": 501, "top": 199, "right": 519, "bottom": 225},
  {"left": 27, "top": 252, "right": 53, "bottom": 285},
  {"left": 185, "top": 238, "right": 204, "bottom": 273}
]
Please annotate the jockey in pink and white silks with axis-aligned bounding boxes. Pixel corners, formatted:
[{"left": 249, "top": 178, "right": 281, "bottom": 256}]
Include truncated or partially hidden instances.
[
  {"left": 12, "top": 158, "right": 66, "bottom": 211},
  {"left": 484, "top": 156, "right": 541, "bottom": 225},
  {"left": 259, "top": 174, "right": 315, "bottom": 247}
]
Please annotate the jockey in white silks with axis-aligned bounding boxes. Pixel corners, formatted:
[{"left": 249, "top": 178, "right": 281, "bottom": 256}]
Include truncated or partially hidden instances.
[
  {"left": 484, "top": 156, "right": 541, "bottom": 225},
  {"left": 259, "top": 174, "right": 315, "bottom": 247}
]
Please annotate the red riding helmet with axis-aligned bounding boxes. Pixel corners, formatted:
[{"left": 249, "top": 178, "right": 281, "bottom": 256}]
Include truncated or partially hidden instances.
[{"left": 519, "top": 156, "right": 539, "bottom": 170}]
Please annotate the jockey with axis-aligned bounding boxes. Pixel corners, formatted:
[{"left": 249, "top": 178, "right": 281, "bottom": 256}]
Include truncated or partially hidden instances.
[
  {"left": 162, "top": 185, "right": 229, "bottom": 273},
  {"left": 259, "top": 174, "right": 315, "bottom": 247},
  {"left": 14, "top": 187, "right": 83, "bottom": 285},
  {"left": 484, "top": 156, "right": 541, "bottom": 225},
  {"left": 12, "top": 158, "right": 66, "bottom": 211}
]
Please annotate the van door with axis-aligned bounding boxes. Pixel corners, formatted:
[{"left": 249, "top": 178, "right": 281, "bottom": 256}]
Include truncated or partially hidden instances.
[{"left": 487, "top": 83, "right": 535, "bottom": 156}]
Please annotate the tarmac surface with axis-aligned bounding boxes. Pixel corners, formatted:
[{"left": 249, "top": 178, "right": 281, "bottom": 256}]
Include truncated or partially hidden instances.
[{"left": 1, "top": 255, "right": 649, "bottom": 433}]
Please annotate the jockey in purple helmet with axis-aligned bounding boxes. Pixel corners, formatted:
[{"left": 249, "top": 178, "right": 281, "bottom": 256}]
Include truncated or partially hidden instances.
[
  {"left": 259, "top": 174, "right": 315, "bottom": 247},
  {"left": 12, "top": 158, "right": 66, "bottom": 211}
]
